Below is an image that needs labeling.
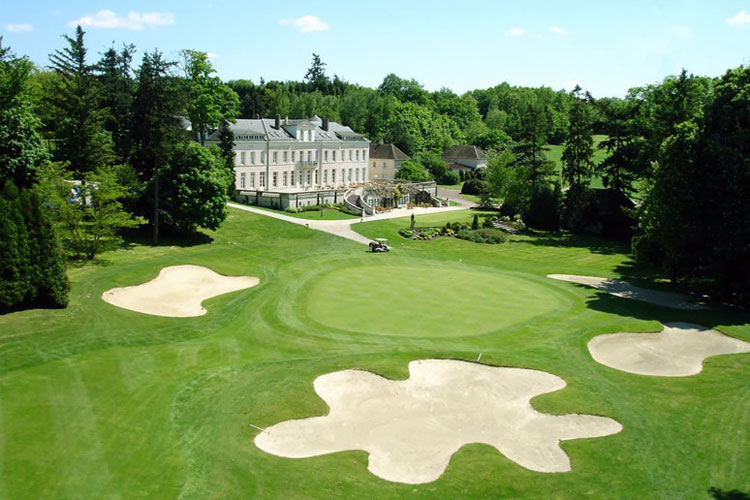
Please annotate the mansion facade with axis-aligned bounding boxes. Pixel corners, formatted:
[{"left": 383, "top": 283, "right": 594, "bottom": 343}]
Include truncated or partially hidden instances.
[{"left": 206, "top": 115, "right": 370, "bottom": 196}]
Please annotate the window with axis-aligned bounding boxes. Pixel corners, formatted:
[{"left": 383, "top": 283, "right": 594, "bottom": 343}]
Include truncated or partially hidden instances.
[
  {"left": 272, "top": 151, "right": 278, "bottom": 164},
  {"left": 292, "top": 151, "right": 296, "bottom": 162},
  {"left": 323, "top": 170, "right": 328, "bottom": 184},
  {"left": 305, "top": 130, "right": 310, "bottom": 142},
  {"left": 349, "top": 150, "right": 353, "bottom": 161},
  {"left": 306, "top": 171, "right": 311, "bottom": 185},
  {"left": 332, "top": 150, "right": 337, "bottom": 162},
  {"left": 324, "top": 150, "right": 328, "bottom": 162},
  {"left": 250, "top": 152, "right": 256, "bottom": 164},
  {"left": 298, "top": 172, "right": 303, "bottom": 185},
  {"left": 261, "top": 151, "right": 266, "bottom": 164},
  {"left": 332, "top": 169, "right": 336, "bottom": 184},
  {"left": 291, "top": 171, "right": 295, "bottom": 186},
  {"left": 250, "top": 172, "right": 256, "bottom": 187},
  {"left": 307, "top": 150, "right": 312, "bottom": 162},
  {"left": 355, "top": 168, "right": 359, "bottom": 182},
  {"left": 362, "top": 168, "right": 366, "bottom": 180},
  {"left": 240, "top": 152, "right": 246, "bottom": 165},
  {"left": 283, "top": 151, "right": 288, "bottom": 163},
  {"left": 340, "top": 168, "right": 345, "bottom": 183},
  {"left": 348, "top": 168, "right": 352, "bottom": 181},
  {"left": 356, "top": 150, "right": 359, "bottom": 161},
  {"left": 259, "top": 172, "right": 266, "bottom": 188},
  {"left": 272, "top": 172, "right": 277, "bottom": 187},
  {"left": 240, "top": 172, "right": 246, "bottom": 188}
]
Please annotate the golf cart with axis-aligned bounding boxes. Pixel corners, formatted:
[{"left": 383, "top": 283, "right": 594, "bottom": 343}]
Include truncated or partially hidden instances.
[{"left": 369, "top": 238, "right": 391, "bottom": 253}]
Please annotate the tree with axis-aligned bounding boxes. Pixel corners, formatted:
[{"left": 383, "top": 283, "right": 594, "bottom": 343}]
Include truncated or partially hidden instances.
[
  {"left": 96, "top": 44, "right": 136, "bottom": 163},
  {"left": 413, "top": 151, "right": 458, "bottom": 185},
  {"left": 635, "top": 66, "right": 750, "bottom": 305},
  {"left": 0, "top": 40, "right": 50, "bottom": 188},
  {"left": 0, "top": 182, "right": 31, "bottom": 309},
  {"left": 36, "top": 163, "right": 143, "bottom": 260},
  {"left": 561, "top": 86, "right": 594, "bottom": 189},
  {"left": 561, "top": 86, "right": 595, "bottom": 230},
  {"left": 217, "top": 120, "right": 236, "bottom": 194},
  {"left": 131, "top": 51, "right": 184, "bottom": 245},
  {"left": 158, "top": 141, "right": 231, "bottom": 233},
  {"left": 180, "top": 49, "right": 239, "bottom": 145},
  {"left": 513, "top": 99, "right": 554, "bottom": 193},
  {"left": 394, "top": 160, "right": 431, "bottom": 182},
  {"left": 596, "top": 99, "right": 644, "bottom": 195},
  {"left": 304, "top": 53, "right": 328, "bottom": 92},
  {"left": 47, "top": 26, "right": 113, "bottom": 176},
  {"left": 384, "top": 102, "right": 463, "bottom": 156}
]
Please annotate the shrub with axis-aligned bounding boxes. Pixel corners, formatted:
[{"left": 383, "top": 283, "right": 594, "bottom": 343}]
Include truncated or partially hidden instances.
[
  {"left": 471, "top": 214, "right": 479, "bottom": 230},
  {"left": 455, "top": 228, "right": 508, "bottom": 244},
  {"left": 461, "top": 178, "right": 487, "bottom": 195}
]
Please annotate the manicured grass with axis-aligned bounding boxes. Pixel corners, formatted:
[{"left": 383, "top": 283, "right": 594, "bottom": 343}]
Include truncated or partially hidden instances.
[
  {"left": 437, "top": 182, "right": 463, "bottom": 190},
  {"left": 0, "top": 207, "right": 747, "bottom": 499},
  {"left": 251, "top": 205, "right": 358, "bottom": 220}
]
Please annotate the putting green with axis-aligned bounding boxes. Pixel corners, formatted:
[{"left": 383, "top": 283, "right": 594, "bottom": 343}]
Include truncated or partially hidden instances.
[{"left": 304, "top": 263, "right": 567, "bottom": 337}]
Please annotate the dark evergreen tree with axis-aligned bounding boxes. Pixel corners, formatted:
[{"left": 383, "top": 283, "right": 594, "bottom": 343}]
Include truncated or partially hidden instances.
[
  {"left": 97, "top": 44, "right": 136, "bottom": 164},
  {"left": 48, "top": 26, "right": 113, "bottom": 176},
  {"left": 0, "top": 182, "right": 31, "bottom": 310}
]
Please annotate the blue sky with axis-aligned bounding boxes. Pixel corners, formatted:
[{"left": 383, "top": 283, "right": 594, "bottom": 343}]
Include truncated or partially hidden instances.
[{"left": 2, "top": 0, "right": 749, "bottom": 97}]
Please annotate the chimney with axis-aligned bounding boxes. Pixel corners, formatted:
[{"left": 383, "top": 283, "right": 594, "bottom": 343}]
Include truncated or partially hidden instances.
[
  {"left": 275, "top": 114, "right": 281, "bottom": 129},
  {"left": 254, "top": 113, "right": 260, "bottom": 119},
  {"left": 284, "top": 116, "right": 289, "bottom": 125},
  {"left": 322, "top": 118, "right": 329, "bottom": 131}
]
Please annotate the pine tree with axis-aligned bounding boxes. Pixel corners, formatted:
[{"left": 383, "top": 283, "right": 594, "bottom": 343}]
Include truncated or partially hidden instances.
[
  {"left": 48, "top": 25, "right": 113, "bottom": 176},
  {"left": 0, "top": 182, "right": 31, "bottom": 310},
  {"left": 97, "top": 44, "right": 135, "bottom": 164}
]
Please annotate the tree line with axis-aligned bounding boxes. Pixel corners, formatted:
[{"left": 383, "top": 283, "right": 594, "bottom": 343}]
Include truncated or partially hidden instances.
[{"left": 0, "top": 27, "right": 239, "bottom": 312}]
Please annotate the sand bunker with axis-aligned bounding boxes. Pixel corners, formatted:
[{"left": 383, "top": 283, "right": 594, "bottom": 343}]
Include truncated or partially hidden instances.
[
  {"left": 254, "top": 359, "right": 622, "bottom": 484},
  {"left": 102, "top": 265, "right": 259, "bottom": 317},
  {"left": 588, "top": 322, "right": 750, "bottom": 377},
  {"left": 547, "top": 274, "right": 708, "bottom": 310}
]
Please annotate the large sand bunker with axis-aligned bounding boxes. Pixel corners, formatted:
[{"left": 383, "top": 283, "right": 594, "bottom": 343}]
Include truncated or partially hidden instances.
[
  {"left": 254, "top": 359, "right": 622, "bottom": 484},
  {"left": 588, "top": 322, "right": 750, "bottom": 377},
  {"left": 547, "top": 274, "right": 708, "bottom": 310},
  {"left": 102, "top": 265, "right": 259, "bottom": 317}
]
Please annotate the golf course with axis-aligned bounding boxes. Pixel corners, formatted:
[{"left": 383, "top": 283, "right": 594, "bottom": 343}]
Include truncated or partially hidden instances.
[{"left": 0, "top": 207, "right": 748, "bottom": 499}]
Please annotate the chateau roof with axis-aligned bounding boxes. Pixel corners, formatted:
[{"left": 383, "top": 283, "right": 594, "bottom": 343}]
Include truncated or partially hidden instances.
[
  {"left": 206, "top": 117, "right": 368, "bottom": 144},
  {"left": 441, "top": 145, "right": 488, "bottom": 160},
  {"left": 369, "top": 143, "right": 410, "bottom": 161}
]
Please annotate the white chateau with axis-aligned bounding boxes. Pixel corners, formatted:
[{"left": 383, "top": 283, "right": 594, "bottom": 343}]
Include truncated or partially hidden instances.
[{"left": 206, "top": 115, "right": 371, "bottom": 210}]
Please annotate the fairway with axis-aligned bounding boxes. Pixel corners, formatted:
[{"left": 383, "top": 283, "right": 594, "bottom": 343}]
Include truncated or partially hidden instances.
[
  {"left": 0, "top": 207, "right": 748, "bottom": 499},
  {"left": 305, "top": 263, "right": 567, "bottom": 337}
]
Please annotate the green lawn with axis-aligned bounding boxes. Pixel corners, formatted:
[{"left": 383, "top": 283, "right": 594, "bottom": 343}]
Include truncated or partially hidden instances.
[
  {"left": 0, "top": 207, "right": 747, "bottom": 499},
  {"left": 250, "top": 205, "right": 358, "bottom": 220}
]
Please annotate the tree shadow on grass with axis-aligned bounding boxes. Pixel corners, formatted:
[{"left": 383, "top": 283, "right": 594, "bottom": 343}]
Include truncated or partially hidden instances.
[
  {"left": 708, "top": 488, "right": 749, "bottom": 500},
  {"left": 580, "top": 289, "right": 750, "bottom": 331},
  {"left": 119, "top": 226, "right": 214, "bottom": 249},
  {"left": 521, "top": 230, "right": 630, "bottom": 256}
]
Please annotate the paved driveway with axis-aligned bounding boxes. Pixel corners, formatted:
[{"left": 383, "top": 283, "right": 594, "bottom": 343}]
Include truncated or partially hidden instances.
[{"left": 228, "top": 202, "right": 468, "bottom": 245}]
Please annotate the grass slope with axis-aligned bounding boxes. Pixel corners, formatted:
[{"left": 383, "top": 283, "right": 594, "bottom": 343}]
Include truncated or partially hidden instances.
[
  {"left": 0, "top": 208, "right": 747, "bottom": 499},
  {"left": 250, "top": 205, "right": 358, "bottom": 220}
]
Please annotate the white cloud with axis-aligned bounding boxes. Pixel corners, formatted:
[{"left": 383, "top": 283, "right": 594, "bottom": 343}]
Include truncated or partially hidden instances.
[
  {"left": 549, "top": 25, "right": 569, "bottom": 36},
  {"left": 206, "top": 52, "right": 218, "bottom": 59},
  {"left": 4, "top": 23, "right": 35, "bottom": 33},
  {"left": 726, "top": 10, "right": 750, "bottom": 26},
  {"left": 68, "top": 10, "right": 175, "bottom": 30},
  {"left": 279, "top": 15, "right": 330, "bottom": 33},
  {"left": 505, "top": 27, "right": 526, "bottom": 37}
]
